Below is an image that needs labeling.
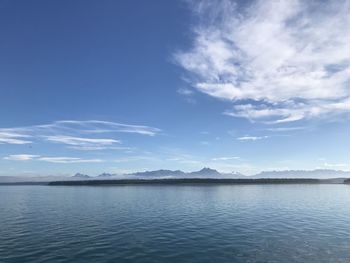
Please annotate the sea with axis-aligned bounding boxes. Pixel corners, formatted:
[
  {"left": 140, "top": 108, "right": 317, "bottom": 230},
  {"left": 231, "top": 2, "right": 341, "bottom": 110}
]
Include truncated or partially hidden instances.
[{"left": 1, "top": 184, "right": 350, "bottom": 262}]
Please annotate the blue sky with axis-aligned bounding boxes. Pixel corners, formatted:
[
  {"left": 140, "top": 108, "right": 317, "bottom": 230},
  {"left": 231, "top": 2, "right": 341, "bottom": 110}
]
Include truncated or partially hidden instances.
[{"left": 1, "top": 0, "right": 350, "bottom": 176}]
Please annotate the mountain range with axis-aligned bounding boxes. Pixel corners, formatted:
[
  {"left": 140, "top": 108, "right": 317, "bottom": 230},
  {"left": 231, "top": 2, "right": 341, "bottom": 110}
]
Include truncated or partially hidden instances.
[
  {"left": 252, "top": 169, "right": 350, "bottom": 179},
  {"left": 72, "top": 168, "right": 350, "bottom": 179},
  {"left": 72, "top": 173, "right": 90, "bottom": 179},
  {"left": 2, "top": 168, "right": 350, "bottom": 183}
]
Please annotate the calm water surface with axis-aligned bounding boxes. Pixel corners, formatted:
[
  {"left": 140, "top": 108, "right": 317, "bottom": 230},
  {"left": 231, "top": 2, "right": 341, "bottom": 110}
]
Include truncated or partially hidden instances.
[{"left": 1, "top": 184, "right": 350, "bottom": 262}]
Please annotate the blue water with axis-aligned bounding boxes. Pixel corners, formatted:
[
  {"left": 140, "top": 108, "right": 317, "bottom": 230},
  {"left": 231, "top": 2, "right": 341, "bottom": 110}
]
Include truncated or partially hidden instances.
[{"left": 1, "top": 185, "right": 350, "bottom": 262}]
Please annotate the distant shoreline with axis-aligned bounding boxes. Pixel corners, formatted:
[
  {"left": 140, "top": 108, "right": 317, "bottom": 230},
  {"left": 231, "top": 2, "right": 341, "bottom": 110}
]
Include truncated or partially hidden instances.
[
  {"left": 1, "top": 178, "right": 349, "bottom": 186},
  {"left": 48, "top": 178, "right": 322, "bottom": 186}
]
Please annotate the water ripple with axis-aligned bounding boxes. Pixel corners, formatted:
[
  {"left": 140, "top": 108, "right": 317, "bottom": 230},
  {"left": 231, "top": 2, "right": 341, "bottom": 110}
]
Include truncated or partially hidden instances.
[{"left": 1, "top": 185, "right": 350, "bottom": 262}]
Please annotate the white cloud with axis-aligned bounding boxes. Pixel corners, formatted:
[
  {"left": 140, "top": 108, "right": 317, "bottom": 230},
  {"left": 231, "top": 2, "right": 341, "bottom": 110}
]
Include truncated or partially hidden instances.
[
  {"left": 0, "top": 120, "right": 161, "bottom": 137},
  {"left": 3, "top": 154, "right": 103, "bottom": 163},
  {"left": 177, "top": 87, "right": 197, "bottom": 104},
  {"left": 45, "top": 135, "right": 120, "bottom": 150},
  {"left": 176, "top": 0, "right": 350, "bottom": 123},
  {"left": 55, "top": 120, "right": 161, "bottom": 136},
  {"left": 0, "top": 132, "right": 32, "bottom": 144},
  {"left": 165, "top": 152, "right": 201, "bottom": 165},
  {"left": 212, "top": 156, "right": 240, "bottom": 161},
  {"left": 266, "top": 126, "right": 305, "bottom": 132},
  {"left": 113, "top": 156, "right": 157, "bottom": 163},
  {"left": 38, "top": 157, "right": 103, "bottom": 164},
  {"left": 178, "top": 159, "right": 201, "bottom": 165},
  {"left": 68, "top": 146, "right": 131, "bottom": 151},
  {"left": 177, "top": 87, "right": 194, "bottom": 96},
  {"left": 4, "top": 154, "right": 39, "bottom": 161},
  {"left": 237, "top": 136, "right": 268, "bottom": 141},
  {"left": 323, "top": 162, "right": 349, "bottom": 168},
  {"left": 0, "top": 120, "right": 160, "bottom": 147},
  {"left": 45, "top": 136, "right": 119, "bottom": 145}
]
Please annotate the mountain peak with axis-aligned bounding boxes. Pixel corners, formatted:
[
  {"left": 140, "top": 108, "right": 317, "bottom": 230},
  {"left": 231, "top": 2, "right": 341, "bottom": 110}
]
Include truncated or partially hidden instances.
[
  {"left": 98, "top": 173, "right": 114, "bottom": 177},
  {"left": 72, "top": 173, "right": 90, "bottom": 178},
  {"left": 190, "top": 167, "right": 221, "bottom": 177},
  {"left": 199, "top": 167, "right": 217, "bottom": 172},
  {"left": 132, "top": 169, "right": 185, "bottom": 177}
]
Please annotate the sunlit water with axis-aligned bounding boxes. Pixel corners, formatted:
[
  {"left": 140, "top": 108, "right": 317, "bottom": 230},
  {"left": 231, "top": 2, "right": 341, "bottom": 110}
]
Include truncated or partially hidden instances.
[{"left": 1, "top": 184, "right": 350, "bottom": 262}]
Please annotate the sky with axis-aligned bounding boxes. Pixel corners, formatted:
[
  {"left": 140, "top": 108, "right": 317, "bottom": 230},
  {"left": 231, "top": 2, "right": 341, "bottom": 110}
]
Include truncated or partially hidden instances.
[{"left": 1, "top": 0, "right": 350, "bottom": 176}]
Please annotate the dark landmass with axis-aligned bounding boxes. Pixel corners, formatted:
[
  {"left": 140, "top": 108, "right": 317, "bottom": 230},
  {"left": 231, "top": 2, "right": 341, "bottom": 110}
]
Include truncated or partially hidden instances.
[
  {"left": 343, "top": 178, "right": 350, "bottom": 184},
  {"left": 49, "top": 178, "right": 321, "bottom": 186},
  {"left": 0, "top": 182, "right": 49, "bottom": 186}
]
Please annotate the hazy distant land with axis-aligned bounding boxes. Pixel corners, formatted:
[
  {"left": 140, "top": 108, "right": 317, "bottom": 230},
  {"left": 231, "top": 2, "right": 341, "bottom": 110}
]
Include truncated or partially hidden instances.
[
  {"left": 2, "top": 167, "right": 350, "bottom": 185},
  {"left": 49, "top": 178, "right": 322, "bottom": 186}
]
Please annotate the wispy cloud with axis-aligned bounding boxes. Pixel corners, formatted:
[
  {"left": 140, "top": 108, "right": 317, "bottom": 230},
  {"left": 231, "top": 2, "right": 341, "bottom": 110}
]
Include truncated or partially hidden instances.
[
  {"left": 0, "top": 120, "right": 161, "bottom": 147},
  {"left": 3, "top": 154, "right": 103, "bottom": 163},
  {"left": 212, "top": 156, "right": 240, "bottom": 161},
  {"left": 176, "top": 0, "right": 350, "bottom": 123},
  {"left": 38, "top": 157, "right": 103, "bottom": 164},
  {"left": 0, "top": 132, "right": 32, "bottom": 144},
  {"left": 164, "top": 152, "right": 202, "bottom": 165},
  {"left": 45, "top": 135, "right": 120, "bottom": 150},
  {"left": 177, "top": 159, "right": 202, "bottom": 165},
  {"left": 4, "top": 154, "right": 39, "bottom": 161},
  {"left": 266, "top": 127, "right": 305, "bottom": 132},
  {"left": 113, "top": 156, "right": 157, "bottom": 163},
  {"left": 177, "top": 87, "right": 194, "bottom": 96},
  {"left": 58, "top": 120, "right": 161, "bottom": 136},
  {"left": 323, "top": 162, "right": 349, "bottom": 168},
  {"left": 237, "top": 136, "right": 268, "bottom": 141},
  {"left": 177, "top": 87, "right": 197, "bottom": 104}
]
